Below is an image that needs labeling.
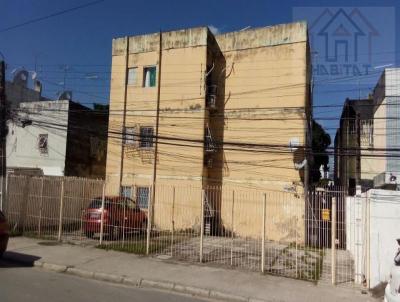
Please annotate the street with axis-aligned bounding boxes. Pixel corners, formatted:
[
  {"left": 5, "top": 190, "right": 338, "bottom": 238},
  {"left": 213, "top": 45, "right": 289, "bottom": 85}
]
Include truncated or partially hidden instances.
[{"left": 0, "top": 259, "right": 208, "bottom": 302}]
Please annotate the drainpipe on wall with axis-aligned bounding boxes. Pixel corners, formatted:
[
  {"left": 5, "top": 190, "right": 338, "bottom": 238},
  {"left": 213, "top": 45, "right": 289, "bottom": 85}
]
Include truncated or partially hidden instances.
[
  {"left": 147, "top": 31, "right": 162, "bottom": 255},
  {"left": 118, "top": 37, "right": 130, "bottom": 192}
]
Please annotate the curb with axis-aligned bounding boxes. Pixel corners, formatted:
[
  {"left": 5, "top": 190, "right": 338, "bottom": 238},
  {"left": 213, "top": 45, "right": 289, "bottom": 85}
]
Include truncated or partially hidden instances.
[{"left": 3, "top": 252, "right": 268, "bottom": 302}]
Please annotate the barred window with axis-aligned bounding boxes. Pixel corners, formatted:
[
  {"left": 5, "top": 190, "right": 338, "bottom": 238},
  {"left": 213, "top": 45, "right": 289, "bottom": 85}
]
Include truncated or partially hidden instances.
[
  {"left": 38, "top": 134, "right": 48, "bottom": 154},
  {"left": 136, "top": 187, "right": 149, "bottom": 209},
  {"left": 123, "top": 127, "right": 136, "bottom": 145},
  {"left": 140, "top": 127, "right": 154, "bottom": 148}
]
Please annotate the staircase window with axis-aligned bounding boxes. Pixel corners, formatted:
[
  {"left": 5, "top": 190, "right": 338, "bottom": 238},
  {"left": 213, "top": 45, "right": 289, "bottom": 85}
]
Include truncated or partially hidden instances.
[{"left": 140, "top": 127, "right": 154, "bottom": 148}]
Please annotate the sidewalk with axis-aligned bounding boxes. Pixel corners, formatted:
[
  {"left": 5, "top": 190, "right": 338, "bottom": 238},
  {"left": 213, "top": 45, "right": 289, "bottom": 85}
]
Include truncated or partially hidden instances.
[{"left": 4, "top": 237, "right": 375, "bottom": 302}]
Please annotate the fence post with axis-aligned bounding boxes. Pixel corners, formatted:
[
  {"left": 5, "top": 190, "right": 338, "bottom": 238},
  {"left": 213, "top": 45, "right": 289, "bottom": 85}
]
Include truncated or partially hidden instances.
[
  {"left": 366, "top": 192, "right": 371, "bottom": 289},
  {"left": 230, "top": 190, "right": 235, "bottom": 266},
  {"left": 199, "top": 189, "right": 205, "bottom": 263},
  {"left": 331, "top": 197, "right": 337, "bottom": 285},
  {"left": 57, "top": 179, "right": 65, "bottom": 242},
  {"left": 38, "top": 177, "right": 44, "bottom": 237},
  {"left": 261, "top": 193, "right": 266, "bottom": 273},
  {"left": 146, "top": 185, "right": 154, "bottom": 255},
  {"left": 170, "top": 186, "right": 175, "bottom": 257},
  {"left": 18, "top": 176, "right": 31, "bottom": 234},
  {"left": 99, "top": 182, "right": 106, "bottom": 245}
]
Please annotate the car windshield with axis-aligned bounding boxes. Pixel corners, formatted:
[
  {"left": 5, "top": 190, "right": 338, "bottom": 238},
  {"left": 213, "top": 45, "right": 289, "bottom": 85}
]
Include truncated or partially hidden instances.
[
  {"left": 88, "top": 199, "right": 103, "bottom": 208},
  {"left": 88, "top": 198, "right": 113, "bottom": 209}
]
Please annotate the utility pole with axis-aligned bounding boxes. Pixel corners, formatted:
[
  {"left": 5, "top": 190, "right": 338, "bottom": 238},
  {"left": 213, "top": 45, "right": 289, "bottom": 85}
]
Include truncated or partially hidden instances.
[{"left": 0, "top": 60, "right": 7, "bottom": 211}]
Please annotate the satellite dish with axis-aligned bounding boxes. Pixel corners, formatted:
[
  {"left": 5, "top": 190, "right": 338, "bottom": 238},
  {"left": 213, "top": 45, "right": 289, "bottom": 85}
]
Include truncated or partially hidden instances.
[
  {"left": 13, "top": 69, "right": 29, "bottom": 87},
  {"left": 58, "top": 90, "right": 72, "bottom": 101}
]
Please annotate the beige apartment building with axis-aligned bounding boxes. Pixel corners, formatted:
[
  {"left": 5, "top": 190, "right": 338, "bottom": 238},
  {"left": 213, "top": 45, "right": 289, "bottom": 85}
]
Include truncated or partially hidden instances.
[{"left": 106, "top": 22, "right": 311, "bottom": 240}]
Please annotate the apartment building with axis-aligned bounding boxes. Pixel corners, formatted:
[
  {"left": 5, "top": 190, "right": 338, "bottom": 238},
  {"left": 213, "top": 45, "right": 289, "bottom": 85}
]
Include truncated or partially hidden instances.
[
  {"left": 371, "top": 68, "right": 400, "bottom": 189},
  {"left": 334, "top": 68, "right": 400, "bottom": 191},
  {"left": 334, "top": 98, "right": 374, "bottom": 194},
  {"left": 106, "top": 22, "right": 311, "bottom": 239}
]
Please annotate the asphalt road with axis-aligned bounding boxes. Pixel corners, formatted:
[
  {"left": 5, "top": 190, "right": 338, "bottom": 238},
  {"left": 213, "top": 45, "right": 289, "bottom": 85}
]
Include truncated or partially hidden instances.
[{"left": 0, "top": 259, "right": 208, "bottom": 302}]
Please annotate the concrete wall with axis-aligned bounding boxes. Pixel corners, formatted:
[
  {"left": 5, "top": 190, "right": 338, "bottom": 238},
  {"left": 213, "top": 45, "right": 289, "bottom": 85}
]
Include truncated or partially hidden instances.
[
  {"left": 346, "top": 189, "right": 400, "bottom": 288},
  {"left": 215, "top": 21, "right": 309, "bottom": 193},
  {"left": 7, "top": 101, "right": 69, "bottom": 175}
]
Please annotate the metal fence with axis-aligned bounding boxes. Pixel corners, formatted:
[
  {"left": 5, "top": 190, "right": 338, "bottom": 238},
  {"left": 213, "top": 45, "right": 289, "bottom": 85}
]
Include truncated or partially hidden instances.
[{"left": 2, "top": 175, "right": 356, "bottom": 285}]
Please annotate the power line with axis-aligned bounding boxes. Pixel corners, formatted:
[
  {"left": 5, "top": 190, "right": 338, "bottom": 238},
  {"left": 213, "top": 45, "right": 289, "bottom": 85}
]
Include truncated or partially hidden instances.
[{"left": 0, "top": 0, "right": 105, "bottom": 33}]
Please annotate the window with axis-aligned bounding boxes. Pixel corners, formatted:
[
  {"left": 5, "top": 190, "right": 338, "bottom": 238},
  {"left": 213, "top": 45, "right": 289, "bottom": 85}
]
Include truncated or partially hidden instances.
[
  {"left": 123, "top": 127, "right": 136, "bottom": 145},
  {"left": 140, "top": 127, "right": 154, "bottom": 148},
  {"left": 136, "top": 187, "right": 149, "bottom": 209},
  {"left": 38, "top": 134, "right": 48, "bottom": 154},
  {"left": 143, "top": 66, "right": 156, "bottom": 87},
  {"left": 120, "top": 186, "right": 132, "bottom": 198},
  {"left": 361, "top": 120, "right": 374, "bottom": 147},
  {"left": 127, "top": 67, "right": 137, "bottom": 85}
]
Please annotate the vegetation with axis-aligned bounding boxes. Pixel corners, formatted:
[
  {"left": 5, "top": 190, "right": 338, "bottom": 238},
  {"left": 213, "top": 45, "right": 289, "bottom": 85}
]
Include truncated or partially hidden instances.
[{"left": 310, "top": 120, "right": 331, "bottom": 184}]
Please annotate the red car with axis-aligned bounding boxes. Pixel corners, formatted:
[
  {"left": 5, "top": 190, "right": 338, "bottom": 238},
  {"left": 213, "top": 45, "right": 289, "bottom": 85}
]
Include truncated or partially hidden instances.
[
  {"left": 0, "top": 210, "right": 9, "bottom": 257},
  {"left": 83, "top": 196, "right": 147, "bottom": 239}
]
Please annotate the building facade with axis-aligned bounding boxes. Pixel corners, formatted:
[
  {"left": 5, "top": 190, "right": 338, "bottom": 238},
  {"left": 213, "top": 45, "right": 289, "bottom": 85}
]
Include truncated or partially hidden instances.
[
  {"left": 7, "top": 100, "right": 108, "bottom": 178},
  {"left": 106, "top": 22, "right": 312, "bottom": 240},
  {"left": 335, "top": 68, "right": 400, "bottom": 191},
  {"left": 334, "top": 98, "right": 374, "bottom": 194},
  {"left": 371, "top": 68, "right": 400, "bottom": 188}
]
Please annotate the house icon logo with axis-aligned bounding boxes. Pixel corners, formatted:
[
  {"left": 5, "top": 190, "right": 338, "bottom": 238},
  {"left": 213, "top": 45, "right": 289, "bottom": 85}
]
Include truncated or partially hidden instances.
[{"left": 309, "top": 8, "right": 379, "bottom": 75}]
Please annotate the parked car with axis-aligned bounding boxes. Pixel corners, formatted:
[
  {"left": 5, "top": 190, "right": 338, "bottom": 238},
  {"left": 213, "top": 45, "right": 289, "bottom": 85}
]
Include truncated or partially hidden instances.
[
  {"left": 83, "top": 196, "right": 147, "bottom": 239},
  {"left": 0, "top": 210, "right": 9, "bottom": 257},
  {"left": 385, "top": 239, "right": 400, "bottom": 302}
]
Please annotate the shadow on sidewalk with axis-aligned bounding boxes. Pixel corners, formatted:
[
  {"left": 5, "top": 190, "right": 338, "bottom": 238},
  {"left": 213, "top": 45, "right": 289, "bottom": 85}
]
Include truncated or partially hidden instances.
[{"left": 1, "top": 251, "right": 41, "bottom": 268}]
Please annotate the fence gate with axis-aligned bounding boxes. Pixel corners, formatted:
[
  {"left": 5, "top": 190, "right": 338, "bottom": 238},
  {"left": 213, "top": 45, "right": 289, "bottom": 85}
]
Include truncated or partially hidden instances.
[
  {"left": 307, "top": 186, "right": 355, "bottom": 285},
  {"left": 307, "top": 186, "right": 346, "bottom": 249}
]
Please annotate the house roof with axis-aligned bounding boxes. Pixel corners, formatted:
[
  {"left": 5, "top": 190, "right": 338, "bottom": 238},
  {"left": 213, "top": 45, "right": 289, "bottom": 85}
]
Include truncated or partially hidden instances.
[{"left": 341, "top": 98, "right": 374, "bottom": 120}]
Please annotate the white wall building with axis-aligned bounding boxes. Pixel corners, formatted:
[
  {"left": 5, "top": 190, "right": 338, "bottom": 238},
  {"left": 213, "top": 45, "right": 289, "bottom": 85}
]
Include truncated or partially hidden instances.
[
  {"left": 372, "top": 68, "right": 400, "bottom": 188},
  {"left": 7, "top": 101, "right": 69, "bottom": 176},
  {"left": 7, "top": 100, "right": 108, "bottom": 178}
]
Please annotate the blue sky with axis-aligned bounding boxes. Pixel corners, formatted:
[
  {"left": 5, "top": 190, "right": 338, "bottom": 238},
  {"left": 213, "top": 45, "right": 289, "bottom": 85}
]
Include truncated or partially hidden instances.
[{"left": 0, "top": 0, "right": 399, "bottom": 157}]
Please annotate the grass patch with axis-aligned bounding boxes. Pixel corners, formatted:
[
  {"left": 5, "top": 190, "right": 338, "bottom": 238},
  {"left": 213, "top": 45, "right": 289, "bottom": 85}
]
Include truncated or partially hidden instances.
[{"left": 97, "top": 239, "right": 170, "bottom": 255}]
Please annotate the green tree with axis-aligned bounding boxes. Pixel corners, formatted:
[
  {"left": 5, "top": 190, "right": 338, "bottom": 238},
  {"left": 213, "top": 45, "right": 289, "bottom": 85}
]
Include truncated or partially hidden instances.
[{"left": 310, "top": 120, "right": 331, "bottom": 184}]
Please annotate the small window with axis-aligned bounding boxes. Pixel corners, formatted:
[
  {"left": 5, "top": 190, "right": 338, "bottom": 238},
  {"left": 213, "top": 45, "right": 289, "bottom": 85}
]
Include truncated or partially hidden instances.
[
  {"left": 143, "top": 66, "right": 156, "bottom": 87},
  {"left": 38, "top": 134, "right": 48, "bottom": 154},
  {"left": 136, "top": 187, "right": 149, "bottom": 209},
  {"left": 123, "top": 127, "right": 136, "bottom": 145},
  {"left": 127, "top": 67, "right": 137, "bottom": 85},
  {"left": 140, "top": 127, "right": 154, "bottom": 148},
  {"left": 120, "top": 186, "right": 132, "bottom": 198}
]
